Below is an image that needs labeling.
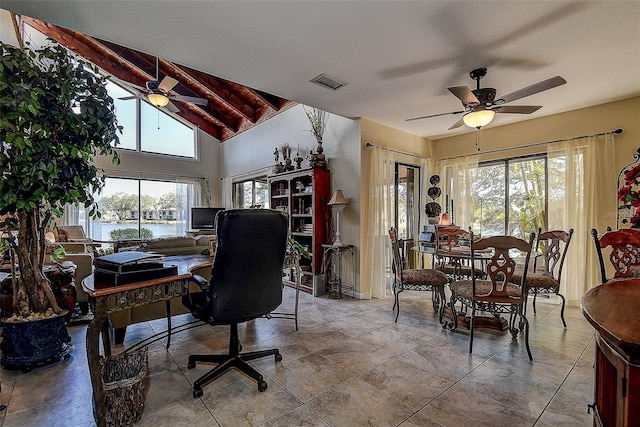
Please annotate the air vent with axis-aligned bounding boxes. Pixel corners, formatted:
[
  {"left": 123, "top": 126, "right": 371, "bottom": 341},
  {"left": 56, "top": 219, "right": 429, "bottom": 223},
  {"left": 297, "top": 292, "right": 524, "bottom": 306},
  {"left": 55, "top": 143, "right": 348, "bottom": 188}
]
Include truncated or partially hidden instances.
[{"left": 310, "top": 74, "right": 348, "bottom": 91}]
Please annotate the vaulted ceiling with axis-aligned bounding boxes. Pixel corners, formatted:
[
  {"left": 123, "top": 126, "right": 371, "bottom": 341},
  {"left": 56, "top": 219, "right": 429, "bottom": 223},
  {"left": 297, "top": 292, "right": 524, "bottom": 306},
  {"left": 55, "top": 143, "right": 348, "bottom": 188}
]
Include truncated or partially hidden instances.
[
  {"left": 2, "top": 2, "right": 639, "bottom": 142},
  {"left": 19, "top": 16, "right": 296, "bottom": 142}
]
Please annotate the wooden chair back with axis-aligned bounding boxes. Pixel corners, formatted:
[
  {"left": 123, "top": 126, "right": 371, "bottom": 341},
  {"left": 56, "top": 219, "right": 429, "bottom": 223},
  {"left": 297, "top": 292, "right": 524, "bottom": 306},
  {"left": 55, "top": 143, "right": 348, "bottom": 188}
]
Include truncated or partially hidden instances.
[
  {"left": 591, "top": 228, "right": 640, "bottom": 282},
  {"left": 471, "top": 232, "right": 535, "bottom": 299},
  {"left": 533, "top": 228, "right": 574, "bottom": 281},
  {"left": 435, "top": 225, "right": 467, "bottom": 252}
]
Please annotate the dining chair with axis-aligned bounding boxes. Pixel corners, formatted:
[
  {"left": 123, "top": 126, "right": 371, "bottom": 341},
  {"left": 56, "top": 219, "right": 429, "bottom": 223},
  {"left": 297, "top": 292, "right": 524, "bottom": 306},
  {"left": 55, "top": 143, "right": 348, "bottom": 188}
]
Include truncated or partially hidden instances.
[
  {"left": 389, "top": 227, "right": 449, "bottom": 323},
  {"left": 449, "top": 232, "right": 535, "bottom": 360},
  {"left": 435, "top": 225, "right": 484, "bottom": 279},
  {"left": 511, "top": 228, "right": 573, "bottom": 327},
  {"left": 591, "top": 227, "right": 640, "bottom": 283}
]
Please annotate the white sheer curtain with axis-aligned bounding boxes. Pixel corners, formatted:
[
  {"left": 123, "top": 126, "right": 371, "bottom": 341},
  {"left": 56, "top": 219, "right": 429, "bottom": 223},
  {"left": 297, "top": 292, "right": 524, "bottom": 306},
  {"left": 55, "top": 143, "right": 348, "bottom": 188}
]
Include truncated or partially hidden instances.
[
  {"left": 176, "top": 179, "right": 201, "bottom": 235},
  {"left": 547, "top": 133, "right": 616, "bottom": 304},
  {"left": 221, "top": 177, "right": 233, "bottom": 209},
  {"left": 365, "top": 146, "right": 399, "bottom": 299},
  {"left": 441, "top": 155, "right": 479, "bottom": 229}
]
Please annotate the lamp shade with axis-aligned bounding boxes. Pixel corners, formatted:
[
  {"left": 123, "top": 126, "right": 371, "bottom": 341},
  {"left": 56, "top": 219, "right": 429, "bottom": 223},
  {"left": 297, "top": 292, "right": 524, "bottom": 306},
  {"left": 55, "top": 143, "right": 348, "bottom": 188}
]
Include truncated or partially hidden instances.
[
  {"left": 328, "top": 190, "right": 348, "bottom": 206},
  {"left": 148, "top": 93, "right": 170, "bottom": 107},
  {"left": 463, "top": 109, "right": 495, "bottom": 129}
]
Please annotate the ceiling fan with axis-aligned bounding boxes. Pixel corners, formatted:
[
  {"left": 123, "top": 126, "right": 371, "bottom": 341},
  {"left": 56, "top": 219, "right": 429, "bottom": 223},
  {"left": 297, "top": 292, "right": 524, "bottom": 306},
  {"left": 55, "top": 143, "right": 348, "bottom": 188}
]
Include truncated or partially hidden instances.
[
  {"left": 406, "top": 67, "right": 566, "bottom": 130},
  {"left": 114, "top": 57, "right": 208, "bottom": 113}
]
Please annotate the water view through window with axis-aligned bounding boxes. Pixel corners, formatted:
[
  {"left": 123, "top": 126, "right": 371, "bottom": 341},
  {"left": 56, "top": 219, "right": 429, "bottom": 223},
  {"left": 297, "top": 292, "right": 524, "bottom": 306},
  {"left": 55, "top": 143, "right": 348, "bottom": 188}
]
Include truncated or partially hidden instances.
[{"left": 96, "top": 177, "right": 193, "bottom": 241}]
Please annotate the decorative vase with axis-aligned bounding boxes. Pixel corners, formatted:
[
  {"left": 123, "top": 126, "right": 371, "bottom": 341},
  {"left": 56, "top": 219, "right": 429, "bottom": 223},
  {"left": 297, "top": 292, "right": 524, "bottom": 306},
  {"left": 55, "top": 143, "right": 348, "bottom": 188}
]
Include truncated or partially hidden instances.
[{"left": 1, "top": 311, "right": 74, "bottom": 372}]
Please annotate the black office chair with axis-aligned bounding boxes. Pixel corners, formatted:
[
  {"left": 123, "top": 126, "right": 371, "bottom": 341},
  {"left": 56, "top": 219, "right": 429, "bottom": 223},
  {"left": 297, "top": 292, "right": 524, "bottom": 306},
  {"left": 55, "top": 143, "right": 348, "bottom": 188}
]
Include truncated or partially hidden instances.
[{"left": 182, "top": 209, "right": 288, "bottom": 397}]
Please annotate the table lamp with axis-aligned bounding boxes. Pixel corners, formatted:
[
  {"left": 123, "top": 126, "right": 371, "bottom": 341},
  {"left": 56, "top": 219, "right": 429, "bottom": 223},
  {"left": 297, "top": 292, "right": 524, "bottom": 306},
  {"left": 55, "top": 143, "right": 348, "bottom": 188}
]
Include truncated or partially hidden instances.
[{"left": 328, "top": 189, "right": 348, "bottom": 246}]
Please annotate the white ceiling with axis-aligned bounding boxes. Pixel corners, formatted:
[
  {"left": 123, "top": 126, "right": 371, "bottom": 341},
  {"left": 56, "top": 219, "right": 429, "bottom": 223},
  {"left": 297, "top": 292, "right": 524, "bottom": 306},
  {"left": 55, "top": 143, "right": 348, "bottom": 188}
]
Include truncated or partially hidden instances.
[{"left": 3, "top": 1, "right": 640, "bottom": 140}]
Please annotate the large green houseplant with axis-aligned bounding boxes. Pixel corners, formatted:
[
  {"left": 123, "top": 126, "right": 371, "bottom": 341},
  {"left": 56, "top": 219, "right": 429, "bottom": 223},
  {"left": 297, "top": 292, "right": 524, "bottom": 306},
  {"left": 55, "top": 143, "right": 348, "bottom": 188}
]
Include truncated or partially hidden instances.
[{"left": 0, "top": 39, "right": 120, "bottom": 327}]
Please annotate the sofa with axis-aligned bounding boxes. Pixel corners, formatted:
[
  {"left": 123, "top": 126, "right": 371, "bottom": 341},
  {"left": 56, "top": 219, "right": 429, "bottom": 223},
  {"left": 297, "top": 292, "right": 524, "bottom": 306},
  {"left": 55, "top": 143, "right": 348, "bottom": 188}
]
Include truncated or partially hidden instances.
[
  {"left": 108, "top": 235, "right": 216, "bottom": 344},
  {"left": 114, "top": 235, "right": 214, "bottom": 255}
]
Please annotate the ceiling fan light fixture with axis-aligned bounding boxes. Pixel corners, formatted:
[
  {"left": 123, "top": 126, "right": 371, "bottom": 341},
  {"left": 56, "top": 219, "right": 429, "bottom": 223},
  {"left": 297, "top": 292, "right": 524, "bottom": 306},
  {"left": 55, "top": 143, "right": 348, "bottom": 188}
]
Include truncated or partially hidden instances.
[
  {"left": 463, "top": 109, "right": 495, "bottom": 129},
  {"left": 148, "top": 93, "right": 169, "bottom": 107}
]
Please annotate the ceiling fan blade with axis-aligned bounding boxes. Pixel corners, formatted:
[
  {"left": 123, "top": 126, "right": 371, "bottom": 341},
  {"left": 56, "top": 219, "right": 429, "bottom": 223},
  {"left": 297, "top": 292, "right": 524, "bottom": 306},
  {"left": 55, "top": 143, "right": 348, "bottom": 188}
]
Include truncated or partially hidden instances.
[
  {"left": 164, "top": 101, "right": 180, "bottom": 113},
  {"left": 110, "top": 77, "right": 148, "bottom": 93},
  {"left": 497, "top": 76, "right": 566, "bottom": 104},
  {"left": 448, "top": 86, "right": 480, "bottom": 105},
  {"left": 158, "top": 76, "right": 179, "bottom": 93},
  {"left": 118, "top": 95, "right": 144, "bottom": 101},
  {"left": 405, "top": 110, "right": 464, "bottom": 122},
  {"left": 448, "top": 117, "right": 465, "bottom": 130},
  {"left": 493, "top": 105, "right": 542, "bottom": 114},
  {"left": 169, "top": 95, "right": 208, "bottom": 106}
]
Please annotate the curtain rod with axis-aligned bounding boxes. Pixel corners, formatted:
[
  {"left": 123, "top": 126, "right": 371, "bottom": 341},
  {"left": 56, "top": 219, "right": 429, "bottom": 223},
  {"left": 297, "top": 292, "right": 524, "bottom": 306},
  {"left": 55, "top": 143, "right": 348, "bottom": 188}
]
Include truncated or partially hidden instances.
[
  {"left": 439, "top": 128, "right": 623, "bottom": 161},
  {"left": 364, "top": 142, "right": 424, "bottom": 159}
]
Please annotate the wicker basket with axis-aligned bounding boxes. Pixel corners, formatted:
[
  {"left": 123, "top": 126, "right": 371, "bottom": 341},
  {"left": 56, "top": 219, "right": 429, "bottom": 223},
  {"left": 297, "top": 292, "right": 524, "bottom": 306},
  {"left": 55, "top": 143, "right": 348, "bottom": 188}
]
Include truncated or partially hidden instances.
[{"left": 100, "top": 347, "right": 148, "bottom": 427}]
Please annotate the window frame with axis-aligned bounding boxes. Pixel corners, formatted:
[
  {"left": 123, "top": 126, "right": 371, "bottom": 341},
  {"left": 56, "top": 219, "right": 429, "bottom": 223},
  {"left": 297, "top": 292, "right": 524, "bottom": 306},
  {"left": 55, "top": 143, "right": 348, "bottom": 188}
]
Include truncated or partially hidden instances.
[
  {"left": 476, "top": 153, "right": 548, "bottom": 236},
  {"left": 107, "top": 80, "right": 199, "bottom": 160}
]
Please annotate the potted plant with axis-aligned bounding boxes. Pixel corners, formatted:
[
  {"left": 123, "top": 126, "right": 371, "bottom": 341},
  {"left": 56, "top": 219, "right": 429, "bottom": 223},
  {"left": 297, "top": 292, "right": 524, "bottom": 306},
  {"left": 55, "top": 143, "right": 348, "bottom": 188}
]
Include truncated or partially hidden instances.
[{"left": 0, "top": 40, "right": 120, "bottom": 369}]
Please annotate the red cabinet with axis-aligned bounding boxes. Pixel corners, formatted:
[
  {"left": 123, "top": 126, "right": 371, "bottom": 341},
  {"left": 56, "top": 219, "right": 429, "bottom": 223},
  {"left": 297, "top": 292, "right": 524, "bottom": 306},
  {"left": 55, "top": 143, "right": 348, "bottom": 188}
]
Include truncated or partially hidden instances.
[
  {"left": 582, "top": 280, "right": 640, "bottom": 426},
  {"left": 269, "top": 167, "right": 330, "bottom": 295}
]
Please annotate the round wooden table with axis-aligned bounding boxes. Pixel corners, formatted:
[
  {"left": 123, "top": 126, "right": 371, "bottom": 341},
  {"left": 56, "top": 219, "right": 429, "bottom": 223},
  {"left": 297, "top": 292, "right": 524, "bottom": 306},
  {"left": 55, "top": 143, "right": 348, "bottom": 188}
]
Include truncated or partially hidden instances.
[{"left": 581, "top": 279, "right": 640, "bottom": 427}]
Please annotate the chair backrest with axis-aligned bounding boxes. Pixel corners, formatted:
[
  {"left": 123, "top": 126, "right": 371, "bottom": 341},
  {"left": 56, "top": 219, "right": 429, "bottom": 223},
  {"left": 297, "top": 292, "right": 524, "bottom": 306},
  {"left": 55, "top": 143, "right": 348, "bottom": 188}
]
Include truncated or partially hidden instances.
[
  {"left": 389, "top": 227, "right": 404, "bottom": 281},
  {"left": 471, "top": 232, "right": 535, "bottom": 299},
  {"left": 208, "top": 209, "right": 288, "bottom": 324},
  {"left": 591, "top": 228, "right": 640, "bottom": 282},
  {"left": 435, "top": 225, "right": 467, "bottom": 252},
  {"left": 533, "top": 228, "right": 574, "bottom": 281}
]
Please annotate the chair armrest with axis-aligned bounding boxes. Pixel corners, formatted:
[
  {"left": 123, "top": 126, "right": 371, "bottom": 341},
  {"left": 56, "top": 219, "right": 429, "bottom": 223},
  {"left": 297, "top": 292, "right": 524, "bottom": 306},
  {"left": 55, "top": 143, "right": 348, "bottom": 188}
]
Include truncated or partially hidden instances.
[
  {"left": 189, "top": 274, "right": 210, "bottom": 292},
  {"left": 183, "top": 274, "right": 211, "bottom": 320}
]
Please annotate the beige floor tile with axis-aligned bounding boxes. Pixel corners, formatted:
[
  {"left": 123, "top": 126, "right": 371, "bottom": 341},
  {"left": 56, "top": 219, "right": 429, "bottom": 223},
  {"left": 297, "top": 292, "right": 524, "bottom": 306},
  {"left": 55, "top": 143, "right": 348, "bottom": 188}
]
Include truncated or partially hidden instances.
[
  {"left": 260, "top": 405, "right": 330, "bottom": 426},
  {"left": 200, "top": 374, "right": 301, "bottom": 427},
  {"left": 137, "top": 398, "right": 220, "bottom": 427},
  {"left": 261, "top": 353, "right": 354, "bottom": 402},
  {"left": 360, "top": 358, "right": 454, "bottom": 410},
  {"left": 317, "top": 338, "right": 394, "bottom": 375},
  {"left": 536, "top": 389, "right": 593, "bottom": 427},
  {"left": 421, "top": 384, "right": 539, "bottom": 427},
  {"left": 306, "top": 378, "right": 414, "bottom": 427}
]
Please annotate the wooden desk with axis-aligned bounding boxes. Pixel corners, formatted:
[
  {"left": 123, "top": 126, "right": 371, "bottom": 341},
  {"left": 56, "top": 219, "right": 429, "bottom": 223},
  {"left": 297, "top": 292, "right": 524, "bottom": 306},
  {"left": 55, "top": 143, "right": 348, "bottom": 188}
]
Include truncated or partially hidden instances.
[
  {"left": 581, "top": 279, "right": 640, "bottom": 427},
  {"left": 82, "top": 254, "right": 212, "bottom": 427}
]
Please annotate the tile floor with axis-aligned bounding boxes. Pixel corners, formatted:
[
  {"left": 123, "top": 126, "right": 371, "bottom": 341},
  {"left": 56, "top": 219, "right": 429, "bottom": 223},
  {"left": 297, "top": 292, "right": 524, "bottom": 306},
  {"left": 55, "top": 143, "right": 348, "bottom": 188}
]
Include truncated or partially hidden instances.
[{"left": 0, "top": 287, "right": 595, "bottom": 427}]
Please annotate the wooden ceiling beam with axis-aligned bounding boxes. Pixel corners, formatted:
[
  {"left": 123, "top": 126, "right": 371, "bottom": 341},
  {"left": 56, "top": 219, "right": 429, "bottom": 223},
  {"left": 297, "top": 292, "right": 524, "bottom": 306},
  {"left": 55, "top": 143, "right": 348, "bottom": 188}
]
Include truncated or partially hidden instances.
[
  {"left": 24, "top": 17, "right": 231, "bottom": 135},
  {"left": 19, "top": 16, "right": 296, "bottom": 142},
  {"left": 172, "top": 65, "right": 258, "bottom": 124}
]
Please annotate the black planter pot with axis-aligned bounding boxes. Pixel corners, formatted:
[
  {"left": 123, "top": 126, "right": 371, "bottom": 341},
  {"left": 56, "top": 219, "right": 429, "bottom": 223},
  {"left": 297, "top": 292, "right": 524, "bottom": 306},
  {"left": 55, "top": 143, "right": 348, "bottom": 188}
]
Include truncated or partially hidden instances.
[{"left": 1, "top": 311, "right": 74, "bottom": 372}]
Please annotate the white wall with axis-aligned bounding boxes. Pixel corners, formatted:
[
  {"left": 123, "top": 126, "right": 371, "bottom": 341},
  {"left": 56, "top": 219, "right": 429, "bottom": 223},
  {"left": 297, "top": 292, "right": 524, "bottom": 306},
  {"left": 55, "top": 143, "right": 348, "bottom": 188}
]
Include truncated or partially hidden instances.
[
  {"left": 221, "top": 104, "right": 362, "bottom": 292},
  {"left": 94, "top": 129, "right": 222, "bottom": 205}
]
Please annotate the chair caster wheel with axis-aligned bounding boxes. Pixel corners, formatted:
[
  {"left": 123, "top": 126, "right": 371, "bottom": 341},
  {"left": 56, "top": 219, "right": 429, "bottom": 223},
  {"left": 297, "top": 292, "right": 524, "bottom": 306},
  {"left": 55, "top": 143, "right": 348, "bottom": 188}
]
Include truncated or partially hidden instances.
[
  {"left": 193, "top": 387, "right": 203, "bottom": 398},
  {"left": 188, "top": 361, "right": 196, "bottom": 369},
  {"left": 258, "top": 381, "right": 268, "bottom": 392},
  {"left": 275, "top": 353, "right": 282, "bottom": 362}
]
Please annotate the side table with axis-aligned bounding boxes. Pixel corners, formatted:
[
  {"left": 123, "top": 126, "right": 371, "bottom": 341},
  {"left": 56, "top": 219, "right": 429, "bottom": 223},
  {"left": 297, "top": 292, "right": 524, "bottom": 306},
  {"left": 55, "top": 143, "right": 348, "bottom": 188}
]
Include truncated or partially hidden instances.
[{"left": 322, "top": 244, "right": 356, "bottom": 298}]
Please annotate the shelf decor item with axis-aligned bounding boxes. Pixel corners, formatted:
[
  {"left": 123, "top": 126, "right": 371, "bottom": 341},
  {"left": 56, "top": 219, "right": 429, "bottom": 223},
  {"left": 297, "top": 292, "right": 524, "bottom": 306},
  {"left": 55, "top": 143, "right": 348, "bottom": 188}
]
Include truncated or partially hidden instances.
[
  {"left": 425, "top": 175, "right": 442, "bottom": 224},
  {"left": 304, "top": 106, "right": 328, "bottom": 168}
]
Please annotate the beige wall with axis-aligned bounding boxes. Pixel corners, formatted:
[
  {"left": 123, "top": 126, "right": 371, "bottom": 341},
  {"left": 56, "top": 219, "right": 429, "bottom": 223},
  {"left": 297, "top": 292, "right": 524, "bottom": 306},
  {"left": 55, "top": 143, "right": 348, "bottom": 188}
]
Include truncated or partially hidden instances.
[
  {"left": 430, "top": 96, "right": 640, "bottom": 167},
  {"left": 359, "top": 118, "right": 432, "bottom": 298},
  {"left": 358, "top": 96, "right": 640, "bottom": 299}
]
